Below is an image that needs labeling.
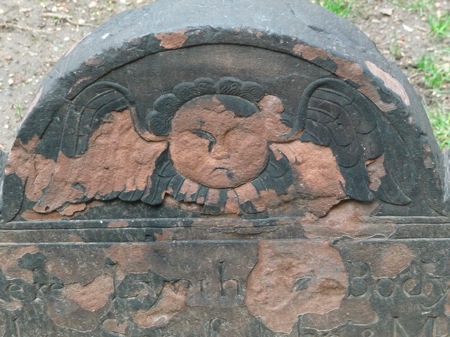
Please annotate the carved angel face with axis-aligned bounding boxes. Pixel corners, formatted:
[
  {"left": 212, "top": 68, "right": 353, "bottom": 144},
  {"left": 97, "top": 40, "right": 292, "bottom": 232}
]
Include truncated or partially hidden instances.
[
  {"left": 138, "top": 78, "right": 298, "bottom": 214},
  {"left": 169, "top": 95, "right": 269, "bottom": 188}
]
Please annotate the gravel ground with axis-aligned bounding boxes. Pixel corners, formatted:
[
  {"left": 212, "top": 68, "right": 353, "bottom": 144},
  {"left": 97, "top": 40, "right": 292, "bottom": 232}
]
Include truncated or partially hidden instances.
[
  {"left": 0, "top": 0, "right": 149, "bottom": 153},
  {"left": 0, "top": 0, "right": 448, "bottom": 153}
]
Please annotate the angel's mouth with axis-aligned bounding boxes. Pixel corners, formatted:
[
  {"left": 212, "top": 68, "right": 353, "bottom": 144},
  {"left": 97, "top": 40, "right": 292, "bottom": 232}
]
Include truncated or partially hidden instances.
[
  {"left": 213, "top": 167, "right": 235, "bottom": 180},
  {"left": 213, "top": 167, "right": 229, "bottom": 172}
]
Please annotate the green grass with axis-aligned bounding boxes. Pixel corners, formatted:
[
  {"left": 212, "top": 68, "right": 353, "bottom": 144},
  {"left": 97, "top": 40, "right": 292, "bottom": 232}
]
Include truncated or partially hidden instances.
[
  {"left": 391, "top": 0, "right": 435, "bottom": 16},
  {"left": 426, "top": 104, "right": 450, "bottom": 150},
  {"left": 13, "top": 103, "right": 23, "bottom": 120},
  {"left": 417, "top": 54, "right": 450, "bottom": 89},
  {"left": 391, "top": 0, "right": 450, "bottom": 39},
  {"left": 390, "top": 31, "right": 402, "bottom": 61},
  {"left": 416, "top": 50, "right": 450, "bottom": 150},
  {"left": 428, "top": 12, "right": 450, "bottom": 38},
  {"left": 316, "top": 0, "right": 449, "bottom": 150},
  {"left": 315, "top": 0, "right": 353, "bottom": 17}
]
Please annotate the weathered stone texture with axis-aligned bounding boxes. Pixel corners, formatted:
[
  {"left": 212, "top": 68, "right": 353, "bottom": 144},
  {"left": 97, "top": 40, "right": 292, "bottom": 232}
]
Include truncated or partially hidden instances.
[{"left": 0, "top": 0, "right": 449, "bottom": 335}]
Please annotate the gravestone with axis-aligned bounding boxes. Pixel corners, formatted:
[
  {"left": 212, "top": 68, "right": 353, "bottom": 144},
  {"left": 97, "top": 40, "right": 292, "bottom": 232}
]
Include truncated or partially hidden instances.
[{"left": 1, "top": 0, "right": 450, "bottom": 335}]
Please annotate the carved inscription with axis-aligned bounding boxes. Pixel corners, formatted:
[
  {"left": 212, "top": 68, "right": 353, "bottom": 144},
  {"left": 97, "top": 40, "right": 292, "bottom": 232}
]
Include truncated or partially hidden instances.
[
  {"left": 393, "top": 317, "right": 437, "bottom": 337},
  {"left": 0, "top": 246, "right": 254, "bottom": 336},
  {"left": 2, "top": 241, "right": 450, "bottom": 335}
]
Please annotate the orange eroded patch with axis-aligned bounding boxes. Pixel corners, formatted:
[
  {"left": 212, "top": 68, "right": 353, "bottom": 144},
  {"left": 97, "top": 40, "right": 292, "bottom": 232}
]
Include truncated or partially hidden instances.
[
  {"left": 108, "top": 221, "right": 129, "bottom": 228},
  {"left": 375, "top": 244, "right": 415, "bottom": 278},
  {"left": 271, "top": 141, "right": 345, "bottom": 198},
  {"left": 179, "top": 201, "right": 204, "bottom": 213},
  {"left": 293, "top": 44, "right": 330, "bottom": 61},
  {"left": 332, "top": 57, "right": 397, "bottom": 112},
  {"left": 0, "top": 246, "right": 39, "bottom": 283},
  {"left": 292, "top": 44, "right": 397, "bottom": 112},
  {"left": 179, "top": 179, "right": 200, "bottom": 202},
  {"left": 225, "top": 190, "right": 240, "bottom": 214},
  {"left": 47, "top": 265, "right": 113, "bottom": 331},
  {"left": 154, "top": 229, "right": 170, "bottom": 241},
  {"left": 252, "top": 189, "right": 284, "bottom": 211},
  {"left": 302, "top": 201, "right": 393, "bottom": 239},
  {"left": 446, "top": 294, "right": 450, "bottom": 316},
  {"left": 258, "top": 95, "right": 294, "bottom": 141},
  {"left": 307, "top": 197, "right": 343, "bottom": 218},
  {"left": 245, "top": 240, "right": 348, "bottom": 334},
  {"left": 424, "top": 157, "right": 434, "bottom": 169},
  {"left": 436, "top": 318, "right": 450, "bottom": 336},
  {"left": 67, "top": 234, "right": 84, "bottom": 242},
  {"left": 103, "top": 319, "right": 128, "bottom": 335},
  {"left": 62, "top": 274, "right": 114, "bottom": 311},
  {"left": 423, "top": 145, "right": 435, "bottom": 169},
  {"left": 155, "top": 30, "right": 188, "bottom": 49},
  {"left": 163, "top": 195, "right": 204, "bottom": 213},
  {"left": 107, "top": 244, "right": 152, "bottom": 282},
  {"left": 365, "top": 61, "right": 410, "bottom": 106},
  {"left": 21, "top": 210, "right": 63, "bottom": 221},
  {"left": 45, "top": 253, "right": 107, "bottom": 288},
  {"left": 6, "top": 136, "right": 56, "bottom": 202},
  {"left": 133, "top": 281, "right": 188, "bottom": 328},
  {"left": 68, "top": 77, "right": 92, "bottom": 96},
  {"left": 206, "top": 189, "right": 220, "bottom": 204},
  {"left": 4, "top": 301, "right": 23, "bottom": 312},
  {"left": 348, "top": 243, "right": 415, "bottom": 279},
  {"left": 85, "top": 56, "right": 104, "bottom": 67},
  {"left": 34, "top": 111, "right": 167, "bottom": 213},
  {"left": 235, "top": 183, "right": 259, "bottom": 203},
  {"left": 58, "top": 203, "right": 87, "bottom": 217},
  {"left": 366, "top": 154, "right": 386, "bottom": 192},
  {"left": 302, "top": 297, "right": 378, "bottom": 330}
]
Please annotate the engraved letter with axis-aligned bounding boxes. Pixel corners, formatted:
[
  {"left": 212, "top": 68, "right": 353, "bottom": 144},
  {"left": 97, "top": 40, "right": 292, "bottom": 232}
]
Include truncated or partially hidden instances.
[{"left": 393, "top": 317, "right": 436, "bottom": 337}]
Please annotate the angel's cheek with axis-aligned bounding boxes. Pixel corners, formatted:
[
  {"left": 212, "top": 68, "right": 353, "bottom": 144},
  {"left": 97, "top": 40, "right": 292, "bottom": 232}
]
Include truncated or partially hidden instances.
[
  {"left": 225, "top": 129, "right": 269, "bottom": 183},
  {"left": 170, "top": 131, "right": 210, "bottom": 173}
]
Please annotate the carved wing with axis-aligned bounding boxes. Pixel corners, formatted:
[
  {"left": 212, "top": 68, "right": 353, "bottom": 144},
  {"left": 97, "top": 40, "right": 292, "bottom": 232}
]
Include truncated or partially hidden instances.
[
  {"left": 34, "top": 81, "right": 168, "bottom": 213},
  {"left": 60, "top": 82, "right": 136, "bottom": 157},
  {"left": 294, "top": 78, "right": 410, "bottom": 205}
]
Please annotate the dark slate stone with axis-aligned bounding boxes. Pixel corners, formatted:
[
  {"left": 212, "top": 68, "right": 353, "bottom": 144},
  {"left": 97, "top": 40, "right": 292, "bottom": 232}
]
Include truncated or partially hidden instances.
[{"left": 0, "top": 0, "right": 449, "bottom": 335}]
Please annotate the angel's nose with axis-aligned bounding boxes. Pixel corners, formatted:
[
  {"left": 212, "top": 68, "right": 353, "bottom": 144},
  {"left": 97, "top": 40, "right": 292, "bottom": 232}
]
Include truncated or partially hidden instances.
[{"left": 210, "top": 141, "right": 230, "bottom": 160}]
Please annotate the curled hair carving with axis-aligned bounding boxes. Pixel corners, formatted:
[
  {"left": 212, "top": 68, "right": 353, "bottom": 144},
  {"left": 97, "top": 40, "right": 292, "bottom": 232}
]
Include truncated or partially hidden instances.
[{"left": 148, "top": 77, "right": 267, "bottom": 136}]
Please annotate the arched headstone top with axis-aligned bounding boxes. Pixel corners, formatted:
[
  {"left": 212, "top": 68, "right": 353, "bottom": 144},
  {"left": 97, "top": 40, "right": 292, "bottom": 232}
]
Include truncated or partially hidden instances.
[
  {"left": 2, "top": 0, "right": 447, "bottom": 222},
  {"left": 2, "top": 2, "right": 450, "bottom": 336}
]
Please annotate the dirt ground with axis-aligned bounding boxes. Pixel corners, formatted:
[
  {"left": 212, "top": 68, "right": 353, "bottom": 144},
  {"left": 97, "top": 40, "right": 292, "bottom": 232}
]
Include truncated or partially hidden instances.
[{"left": 0, "top": 0, "right": 448, "bottom": 153}]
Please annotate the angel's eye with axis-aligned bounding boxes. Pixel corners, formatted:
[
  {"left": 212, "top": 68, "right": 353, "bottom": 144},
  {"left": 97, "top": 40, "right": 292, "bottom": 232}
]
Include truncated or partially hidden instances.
[{"left": 192, "top": 129, "right": 216, "bottom": 152}]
